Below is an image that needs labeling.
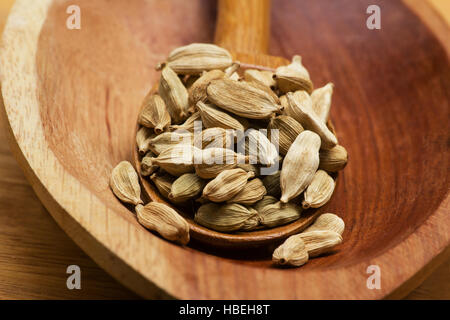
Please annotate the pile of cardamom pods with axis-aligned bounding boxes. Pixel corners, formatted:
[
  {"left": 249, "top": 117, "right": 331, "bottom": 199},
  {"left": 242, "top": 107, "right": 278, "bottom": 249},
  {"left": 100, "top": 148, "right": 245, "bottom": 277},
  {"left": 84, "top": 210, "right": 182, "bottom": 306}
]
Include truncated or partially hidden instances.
[{"left": 110, "top": 43, "right": 348, "bottom": 267}]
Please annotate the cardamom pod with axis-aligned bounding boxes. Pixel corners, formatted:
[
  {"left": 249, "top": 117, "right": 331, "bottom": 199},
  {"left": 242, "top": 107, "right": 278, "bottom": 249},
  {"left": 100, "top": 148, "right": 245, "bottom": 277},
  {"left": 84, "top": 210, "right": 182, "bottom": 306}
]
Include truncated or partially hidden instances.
[
  {"left": 164, "top": 43, "right": 233, "bottom": 75},
  {"left": 193, "top": 127, "right": 235, "bottom": 150},
  {"left": 188, "top": 69, "right": 225, "bottom": 107},
  {"left": 169, "top": 111, "right": 202, "bottom": 132},
  {"left": 228, "top": 178, "right": 267, "bottom": 205},
  {"left": 253, "top": 195, "right": 278, "bottom": 212},
  {"left": 202, "top": 168, "right": 254, "bottom": 202},
  {"left": 240, "top": 213, "right": 261, "bottom": 231},
  {"left": 138, "top": 93, "right": 171, "bottom": 134},
  {"left": 311, "top": 83, "right": 334, "bottom": 123},
  {"left": 242, "top": 129, "right": 279, "bottom": 166},
  {"left": 194, "top": 148, "right": 249, "bottom": 179},
  {"left": 227, "top": 72, "right": 240, "bottom": 81},
  {"left": 279, "top": 95, "right": 289, "bottom": 110},
  {"left": 110, "top": 161, "right": 143, "bottom": 205},
  {"left": 150, "top": 172, "right": 175, "bottom": 199},
  {"left": 136, "top": 126, "right": 155, "bottom": 155},
  {"left": 236, "top": 163, "right": 260, "bottom": 176},
  {"left": 148, "top": 131, "right": 193, "bottom": 155},
  {"left": 319, "top": 145, "right": 348, "bottom": 172},
  {"left": 135, "top": 202, "right": 189, "bottom": 245},
  {"left": 224, "top": 61, "right": 240, "bottom": 77},
  {"left": 304, "top": 213, "right": 345, "bottom": 235},
  {"left": 268, "top": 115, "right": 304, "bottom": 155},
  {"left": 272, "top": 235, "right": 308, "bottom": 267},
  {"left": 141, "top": 152, "right": 159, "bottom": 176},
  {"left": 197, "top": 101, "right": 247, "bottom": 131},
  {"left": 274, "top": 55, "right": 313, "bottom": 94},
  {"left": 283, "top": 90, "right": 311, "bottom": 118},
  {"left": 259, "top": 202, "right": 302, "bottom": 228},
  {"left": 168, "top": 173, "right": 205, "bottom": 203},
  {"left": 207, "top": 79, "right": 282, "bottom": 119},
  {"left": 244, "top": 78, "right": 280, "bottom": 106},
  {"left": 262, "top": 171, "right": 281, "bottom": 198},
  {"left": 286, "top": 91, "right": 337, "bottom": 149},
  {"left": 150, "top": 145, "right": 195, "bottom": 176},
  {"left": 280, "top": 131, "right": 321, "bottom": 203},
  {"left": 302, "top": 170, "right": 335, "bottom": 209},
  {"left": 244, "top": 69, "right": 276, "bottom": 89},
  {"left": 298, "top": 230, "right": 342, "bottom": 257},
  {"left": 194, "top": 146, "right": 247, "bottom": 164},
  {"left": 195, "top": 203, "right": 259, "bottom": 232},
  {"left": 159, "top": 66, "right": 189, "bottom": 124}
]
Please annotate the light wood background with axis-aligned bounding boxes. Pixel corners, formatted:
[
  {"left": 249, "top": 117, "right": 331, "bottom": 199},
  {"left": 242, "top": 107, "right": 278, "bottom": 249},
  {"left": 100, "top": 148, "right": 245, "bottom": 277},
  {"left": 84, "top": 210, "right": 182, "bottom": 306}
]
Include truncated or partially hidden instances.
[{"left": 0, "top": 0, "right": 448, "bottom": 299}]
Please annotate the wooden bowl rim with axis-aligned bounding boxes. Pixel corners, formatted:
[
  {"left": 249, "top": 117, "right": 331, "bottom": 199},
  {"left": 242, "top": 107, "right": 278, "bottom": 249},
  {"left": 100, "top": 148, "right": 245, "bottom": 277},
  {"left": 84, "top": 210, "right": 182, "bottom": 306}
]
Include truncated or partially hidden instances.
[{"left": 1, "top": 0, "right": 448, "bottom": 299}]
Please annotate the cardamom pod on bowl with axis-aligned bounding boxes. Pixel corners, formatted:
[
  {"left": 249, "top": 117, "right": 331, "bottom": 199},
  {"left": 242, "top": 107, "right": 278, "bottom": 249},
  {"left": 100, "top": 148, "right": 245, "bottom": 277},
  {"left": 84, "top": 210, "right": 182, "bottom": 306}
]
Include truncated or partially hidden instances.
[
  {"left": 262, "top": 171, "right": 281, "bottom": 197},
  {"left": 224, "top": 61, "right": 240, "bottom": 78},
  {"left": 136, "top": 126, "right": 155, "bottom": 155},
  {"left": 193, "top": 127, "right": 235, "bottom": 150},
  {"left": 286, "top": 91, "right": 337, "bottom": 149},
  {"left": 150, "top": 145, "right": 195, "bottom": 176},
  {"left": 194, "top": 148, "right": 249, "bottom": 179},
  {"left": 279, "top": 94, "right": 289, "bottom": 110},
  {"left": 138, "top": 93, "right": 171, "bottom": 134},
  {"left": 188, "top": 69, "right": 225, "bottom": 107},
  {"left": 227, "top": 178, "right": 267, "bottom": 205},
  {"left": 169, "top": 111, "right": 202, "bottom": 132},
  {"left": 259, "top": 201, "right": 302, "bottom": 228},
  {"left": 168, "top": 173, "right": 205, "bottom": 203},
  {"left": 274, "top": 55, "right": 313, "bottom": 94},
  {"left": 311, "top": 83, "right": 334, "bottom": 123},
  {"left": 207, "top": 79, "right": 282, "bottom": 119},
  {"left": 202, "top": 168, "right": 255, "bottom": 202},
  {"left": 195, "top": 203, "right": 259, "bottom": 232},
  {"left": 159, "top": 65, "right": 189, "bottom": 124},
  {"left": 268, "top": 115, "right": 304, "bottom": 155},
  {"left": 253, "top": 195, "right": 279, "bottom": 212},
  {"left": 244, "top": 69, "right": 276, "bottom": 89},
  {"left": 236, "top": 162, "right": 260, "bottom": 176},
  {"left": 148, "top": 131, "right": 193, "bottom": 155},
  {"left": 241, "top": 129, "right": 279, "bottom": 167},
  {"left": 163, "top": 43, "right": 233, "bottom": 75},
  {"left": 196, "top": 101, "right": 248, "bottom": 131},
  {"left": 150, "top": 172, "right": 175, "bottom": 199},
  {"left": 140, "top": 152, "right": 159, "bottom": 176},
  {"left": 319, "top": 145, "right": 348, "bottom": 172},
  {"left": 280, "top": 131, "right": 321, "bottom": 203}
]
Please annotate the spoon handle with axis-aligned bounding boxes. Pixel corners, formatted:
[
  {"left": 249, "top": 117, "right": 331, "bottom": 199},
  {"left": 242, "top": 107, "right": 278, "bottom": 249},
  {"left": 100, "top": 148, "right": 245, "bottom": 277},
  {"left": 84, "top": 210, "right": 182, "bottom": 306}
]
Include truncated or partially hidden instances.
[{"left": 214, "top": 0, "right": 271, "bottom": 54}]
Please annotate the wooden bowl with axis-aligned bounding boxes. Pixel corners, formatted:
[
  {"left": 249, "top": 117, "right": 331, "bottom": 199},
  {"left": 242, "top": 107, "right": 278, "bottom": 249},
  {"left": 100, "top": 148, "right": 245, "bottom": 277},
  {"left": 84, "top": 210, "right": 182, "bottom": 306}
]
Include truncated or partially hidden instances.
[{"left": 1, "top": 0, "right": 449, "bottom": 299}]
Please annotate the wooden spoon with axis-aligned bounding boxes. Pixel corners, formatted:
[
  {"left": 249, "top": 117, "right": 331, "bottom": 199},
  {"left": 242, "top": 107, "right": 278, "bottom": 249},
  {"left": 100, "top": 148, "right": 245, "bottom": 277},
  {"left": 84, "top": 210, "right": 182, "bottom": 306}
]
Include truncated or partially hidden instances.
[{"left": 134, "top": 0, "right": 335, "bottom": 248}]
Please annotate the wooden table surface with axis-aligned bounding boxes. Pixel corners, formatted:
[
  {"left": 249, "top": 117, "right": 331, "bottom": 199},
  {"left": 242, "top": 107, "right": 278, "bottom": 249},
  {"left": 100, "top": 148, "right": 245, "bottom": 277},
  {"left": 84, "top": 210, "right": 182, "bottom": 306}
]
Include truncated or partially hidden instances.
[{"left": 0, "top": 0, "right": 448, "bottom": 299}]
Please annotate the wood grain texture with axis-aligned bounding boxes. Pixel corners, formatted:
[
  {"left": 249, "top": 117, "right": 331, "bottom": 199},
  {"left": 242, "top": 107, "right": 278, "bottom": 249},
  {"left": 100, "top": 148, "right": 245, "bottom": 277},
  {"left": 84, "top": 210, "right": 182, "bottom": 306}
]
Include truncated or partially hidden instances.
[
  {"left": 0, "top": 120, "right": 137, "bottom": 299},
  {"left": 215, "top": 0, "right": 271, "bottom": 53},
  {"left": 0, "top": 0, "right": 449, "bottom": 299},
  {"left": 429, "top": 0, "right": 450, "bottom": 25}
]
